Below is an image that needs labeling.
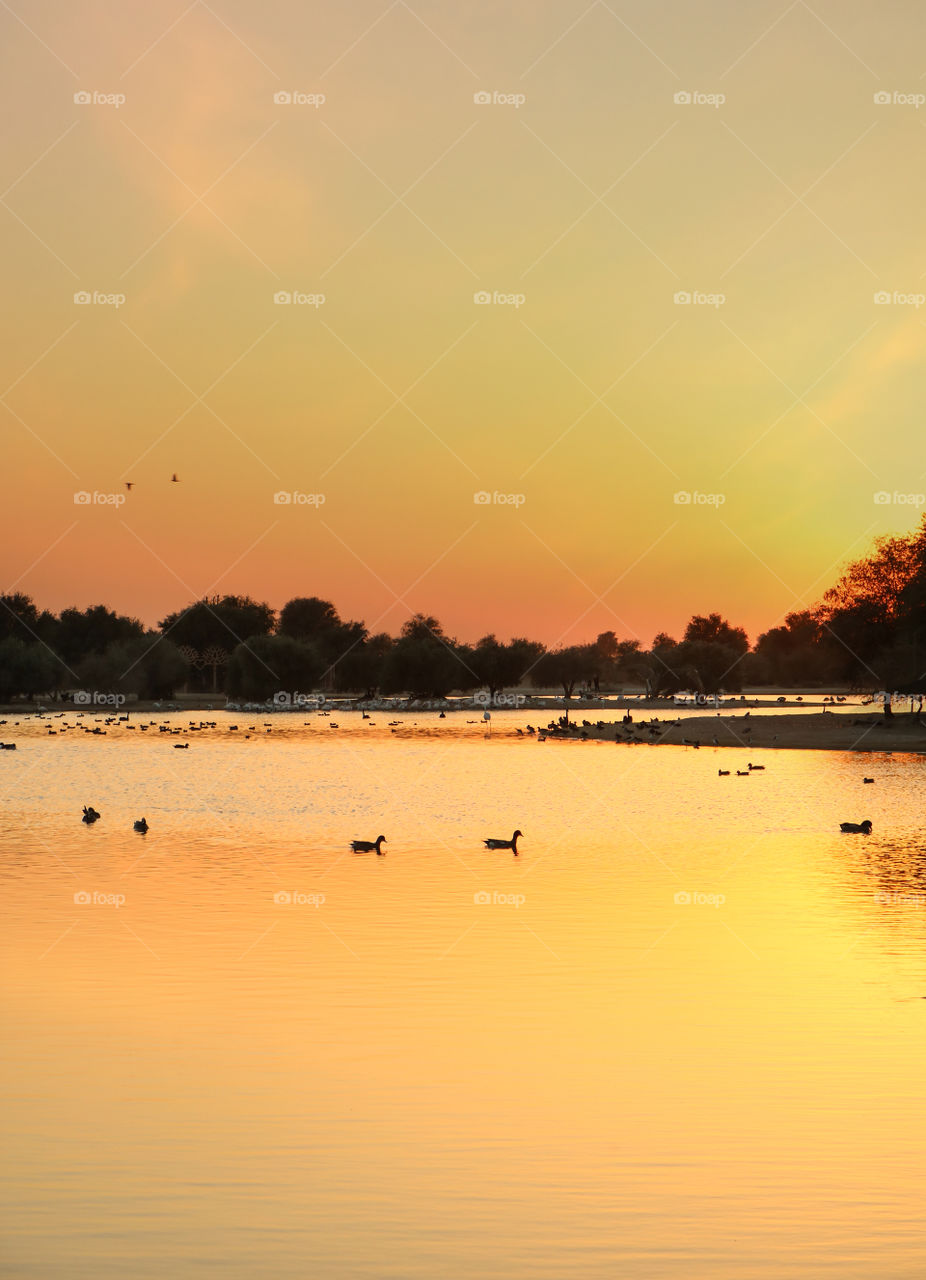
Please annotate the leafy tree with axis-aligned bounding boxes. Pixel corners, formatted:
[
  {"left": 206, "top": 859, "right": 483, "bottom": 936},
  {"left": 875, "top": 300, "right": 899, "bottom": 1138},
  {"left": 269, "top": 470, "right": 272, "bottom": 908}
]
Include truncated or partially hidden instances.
[
  {"left": 532, "top": 645, "right": 597, "bottom": 699},
  {"left": 226, "top": 635, "right": 322, "bottom": 702},
  {"left": 0, "top": 637, "right": 57, "bottom": 700},
  {"left": 159, "top": 596, "right": 275, "bottom": 692},
  {"left": 471, "top": 635, "right": 545, "bottom": 699},
  {"left": 55, "top": 605, "right": 145, "bottom": 667},
  {"left": 278, "top": 596, "right": 366, "bottom": 686},
  {"left": 380, "top": 615, "right": 476, "bottom": 698},
  {"left": 334, "top": 632, "right": 393, "bottom": 697}
]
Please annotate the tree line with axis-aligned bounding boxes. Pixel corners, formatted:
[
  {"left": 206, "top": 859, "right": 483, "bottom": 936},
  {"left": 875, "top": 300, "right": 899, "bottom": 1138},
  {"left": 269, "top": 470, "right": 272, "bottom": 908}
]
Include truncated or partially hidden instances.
[{"left": 2, "top": 515, "right": 925, "bottom": 705}]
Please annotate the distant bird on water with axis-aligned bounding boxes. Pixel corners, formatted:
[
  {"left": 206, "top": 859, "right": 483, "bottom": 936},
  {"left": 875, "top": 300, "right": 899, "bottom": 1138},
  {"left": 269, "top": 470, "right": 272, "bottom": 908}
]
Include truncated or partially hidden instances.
[
  {"left": 133, "top": 818, "right": 148, "bottom": 833},
  {"left": 840, "top": 820, "right": 872, "bottom": 834},
  {"left": 484, "top": 829, "right": 522, "bottom": 854},
  {"left": 124, "top": 482, "right": 134, "bottom": 491},
  {"left": 351, "top": 835, "right": 386, "bottom": 854},
  {"left": 171, "top": 473, "right": 180, "bottom": 483},
  {"left": 82, "top": 805, "right": 100, "bottom": 824}
]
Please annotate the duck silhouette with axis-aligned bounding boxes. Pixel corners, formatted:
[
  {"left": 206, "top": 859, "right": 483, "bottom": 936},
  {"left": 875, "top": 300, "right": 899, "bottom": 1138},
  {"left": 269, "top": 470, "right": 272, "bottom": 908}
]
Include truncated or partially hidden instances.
[
  {"left": 351, "top": 835, "right": 386, "bottom": 854},
  {"left": 133, "top": 818, "right": 148, "bottom": 833},
  {"left": 840, "top": 820, "right": 872, "bottom": 834},
  {"left": 81, "top": 805, "right": 100, "bottom": 823},
  {"left": 484, "top": 829, "right": 522, "bottom": 854}
]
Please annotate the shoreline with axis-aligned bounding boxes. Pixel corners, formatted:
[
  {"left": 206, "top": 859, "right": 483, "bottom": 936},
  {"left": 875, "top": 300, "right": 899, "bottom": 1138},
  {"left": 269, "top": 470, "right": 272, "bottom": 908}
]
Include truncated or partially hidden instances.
[{"left": 541, "top": 711, "right": 926, "bottom": 754}]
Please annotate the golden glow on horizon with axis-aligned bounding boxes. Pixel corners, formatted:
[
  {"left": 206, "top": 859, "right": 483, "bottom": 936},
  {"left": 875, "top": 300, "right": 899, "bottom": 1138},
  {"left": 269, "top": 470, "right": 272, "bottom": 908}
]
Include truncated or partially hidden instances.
[{"left": 3, "top": 1, "right": 925, "bottom": 644}]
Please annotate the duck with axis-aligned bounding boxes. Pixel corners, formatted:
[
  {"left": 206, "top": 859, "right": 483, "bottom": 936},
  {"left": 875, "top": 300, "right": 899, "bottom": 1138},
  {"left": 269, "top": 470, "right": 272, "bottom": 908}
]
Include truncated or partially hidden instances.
[
  {"left": 863, "top": 777, "right": 875, "bottom": 784},
  {"left": 747, "top": 763, "right": 765, "bottom": 770},
  {"left": 133, "top": 818, "right": 149, "bottom": 833},
  {"left": 718, "top": 769, "right": 730, "bottom": 776},
  {"left": 483, "top": 829, "right": 523, "bottom": 854},
  {"left": 840, "top": 820, "right": 873, "bottom": 834},
  {"left": 350, "top": 835, "right": 387, "bottom": 854},
  {"left": 736, "top": 770, "right": 750, "bottom": 776},
  {"left": 82, "top": 805, "right": 101, "bottom": 823}
]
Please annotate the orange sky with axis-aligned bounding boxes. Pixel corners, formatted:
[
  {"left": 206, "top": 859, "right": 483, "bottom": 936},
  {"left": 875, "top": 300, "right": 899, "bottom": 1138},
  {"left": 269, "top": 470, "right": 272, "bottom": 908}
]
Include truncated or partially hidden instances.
[{"left": 3, "top": 0, "right": 925, "bottom": 645}]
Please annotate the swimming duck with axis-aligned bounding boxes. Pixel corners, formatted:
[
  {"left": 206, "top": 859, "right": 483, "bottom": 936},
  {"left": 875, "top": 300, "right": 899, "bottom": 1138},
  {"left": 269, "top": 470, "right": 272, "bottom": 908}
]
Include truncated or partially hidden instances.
[
  {"left": 351, "top": 835, "right": 386, "bottom": 854},
  {"left": 840, "top": 820, "right": 873, "bottom": 834},
  {"left": 82, "top": 805, "right": 101, "bottom": 823},
  {"left": 133, "top": 818, "right": 149, "bottom": 833},
  {"left": 483, "top": 829, "right": 522, "bottom": 854},
  {"left": 718, "top": 769, "right": 730, "bottom": 776}
]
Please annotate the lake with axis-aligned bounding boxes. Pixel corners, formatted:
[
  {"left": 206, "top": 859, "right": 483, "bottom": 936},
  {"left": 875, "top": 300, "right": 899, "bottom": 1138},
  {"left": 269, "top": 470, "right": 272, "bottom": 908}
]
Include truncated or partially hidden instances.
[{"left": 2, "top": 710, "right": 925, "bottom": 1277}]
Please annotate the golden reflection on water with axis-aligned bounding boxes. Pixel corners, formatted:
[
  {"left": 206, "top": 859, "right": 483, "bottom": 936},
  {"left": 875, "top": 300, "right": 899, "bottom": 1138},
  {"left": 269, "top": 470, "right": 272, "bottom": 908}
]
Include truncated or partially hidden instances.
[{"left": 2, "top": 713, "right": 926, "bottom": 1277}]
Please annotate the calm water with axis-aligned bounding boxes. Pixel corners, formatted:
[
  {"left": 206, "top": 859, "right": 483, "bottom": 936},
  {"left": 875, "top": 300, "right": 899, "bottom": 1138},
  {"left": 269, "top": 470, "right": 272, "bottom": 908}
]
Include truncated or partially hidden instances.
[{"left": 2, "top": 711, "right": 926, "bottom": 1277}]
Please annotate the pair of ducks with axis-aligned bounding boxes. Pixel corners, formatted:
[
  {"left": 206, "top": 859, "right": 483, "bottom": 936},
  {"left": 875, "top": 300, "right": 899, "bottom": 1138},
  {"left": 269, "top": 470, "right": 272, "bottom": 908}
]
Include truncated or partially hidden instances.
[
  {"left": 350, "top": 829, "right": 524, "bottom": 855},
  {"left": 81, "top": 807, "right": 148, "bottom": 833}
]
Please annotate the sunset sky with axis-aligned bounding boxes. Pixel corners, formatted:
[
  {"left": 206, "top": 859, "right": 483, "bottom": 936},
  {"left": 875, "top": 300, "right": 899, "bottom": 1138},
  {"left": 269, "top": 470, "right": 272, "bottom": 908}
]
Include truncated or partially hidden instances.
[{"left": 3, "top": 0, "right": 925, "bottom": 646}]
